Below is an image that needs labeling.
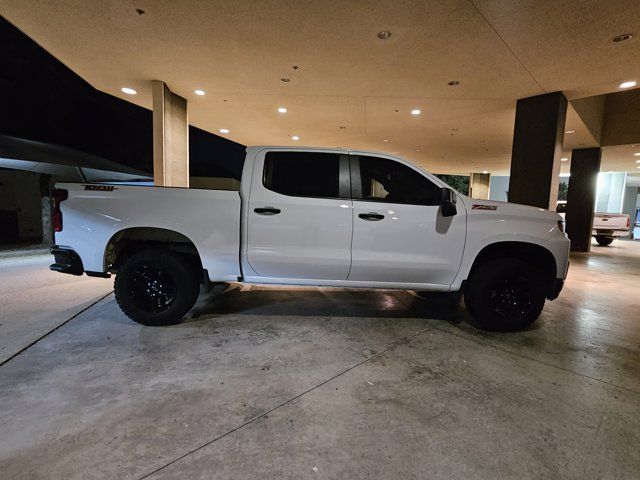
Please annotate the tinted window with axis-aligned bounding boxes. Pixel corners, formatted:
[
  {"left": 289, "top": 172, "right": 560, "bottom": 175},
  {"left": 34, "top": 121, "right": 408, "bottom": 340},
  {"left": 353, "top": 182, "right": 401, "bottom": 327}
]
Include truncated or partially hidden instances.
[
  {"left": 357, "top": 156, "right": 440, "bottom": 205},
  {"left": 263, "top": 152, "right": 341, "bottom": 198}
]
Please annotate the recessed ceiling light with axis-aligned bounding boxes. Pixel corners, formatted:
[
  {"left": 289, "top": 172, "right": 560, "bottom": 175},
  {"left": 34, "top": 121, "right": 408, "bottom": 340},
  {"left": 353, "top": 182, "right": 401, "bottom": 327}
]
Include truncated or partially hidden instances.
[
  {"left": 634, "top": 152, "right": 640, "bottom": 156},
  {"left": 219, "top": 128, "right": 230, "bottom": 134},
  {"left": 565, "top": 130, "right": 575, "bottom": 134},
  {"left": 291, "top": 135, "right": 300, "bottom": 141},
  {"left": 121, "top": 87, "right": 137, "bottom": 95},
  {"left": 636, "top": 160, "right": 640, "bottom": 163},
  {"left": 411, "top": 109, "right": 422, "bottom": 116},
  {"left": 377, "top": 31, "right": 391, "bottom": 40},
  {"left": 383, "top": 139, "right": 389, "bottom": 142},
  {"left": 482, "top": 170, "right": 488, "bottom": 174},
  {"left": 277, "top": 107, "right": 287, "bottom": 113},
  {"left": 612, "top": 34, "right": 633, "bottom": 43},
  {"left": 448, "top": 80, "right": 460, "bottom": 86},
  {"left": 561, "top": 157, "right": 568, "bottom": 161},
  {"left": 619, "top": 80, "right": 637, "bottom": 89},
  {"left": 194, "top": 89, "right": 205, "bottom": 96}
]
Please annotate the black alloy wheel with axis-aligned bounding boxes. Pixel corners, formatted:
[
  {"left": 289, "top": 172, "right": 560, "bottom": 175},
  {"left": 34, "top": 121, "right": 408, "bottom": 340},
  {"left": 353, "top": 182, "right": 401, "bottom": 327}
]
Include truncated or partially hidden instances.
[
  {"left": 129, "top": 265, "right": 177, "bottom": 314},
  {"left": 114, "top": 248, "right": 200, "bottom": 326},
  {"left": 464, "top": 258, "right": 546, "bottom": 331}
]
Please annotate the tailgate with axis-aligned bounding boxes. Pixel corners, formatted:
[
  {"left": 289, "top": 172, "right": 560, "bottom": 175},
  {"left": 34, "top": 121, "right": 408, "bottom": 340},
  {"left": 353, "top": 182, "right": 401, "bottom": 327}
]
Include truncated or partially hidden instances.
[{"left": 593, "top": 213, "right": 630, "bottom": 231}]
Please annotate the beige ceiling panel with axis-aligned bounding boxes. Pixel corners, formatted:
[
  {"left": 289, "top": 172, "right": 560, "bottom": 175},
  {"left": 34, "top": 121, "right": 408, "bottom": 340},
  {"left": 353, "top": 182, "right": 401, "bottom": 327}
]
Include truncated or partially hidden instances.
[
  {"left": 188, "top": 93, "right": 365, "bottom": 147},
  {"left": 601, "top": 144, "right": 640, "bottom": 172},
  {"left": 3, "top": 0, "right": 640, "bottom": 172},
  {"left": 472, "top": 0, "right": 640, "bottom": 97}
]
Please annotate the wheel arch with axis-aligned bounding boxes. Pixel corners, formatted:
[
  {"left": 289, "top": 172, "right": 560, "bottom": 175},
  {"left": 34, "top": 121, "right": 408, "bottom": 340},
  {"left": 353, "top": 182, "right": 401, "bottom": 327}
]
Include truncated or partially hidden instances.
[
  {"left": 104, "top": 227, "right": 204, "bottom": 276},
  {"left": 466, "top": 241, "right": 557, "bottom": 291}
]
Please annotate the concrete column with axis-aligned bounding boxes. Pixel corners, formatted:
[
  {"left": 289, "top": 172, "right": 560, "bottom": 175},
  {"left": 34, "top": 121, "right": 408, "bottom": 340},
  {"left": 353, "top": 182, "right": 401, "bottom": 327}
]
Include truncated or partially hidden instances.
[
  {"left": 152, "top": 80, "right": 189, "bottom": 187},
  {"left": 508, "top": 92, "right": 567, "bottom": 209},
  {"left": 565, "top": 147, "right": 601, "bottom": 252},
  {"left": 469, "top": 172, "right": 490, "bottom": 199}
]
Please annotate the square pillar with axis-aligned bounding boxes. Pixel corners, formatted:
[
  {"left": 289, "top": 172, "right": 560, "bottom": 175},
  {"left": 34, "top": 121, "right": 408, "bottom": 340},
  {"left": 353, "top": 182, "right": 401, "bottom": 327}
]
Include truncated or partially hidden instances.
[
  {"left": 469, "top": 172, "right": 490, "bottom": 199},
  {"left": 152, "top": 80, "right": 189, "bottom": 187},
  {"left": 508, "top": 92, "right": 567, "bottom": 209},
  {"left": 566, "top": 147, "right": 601, "bottom": 252}
]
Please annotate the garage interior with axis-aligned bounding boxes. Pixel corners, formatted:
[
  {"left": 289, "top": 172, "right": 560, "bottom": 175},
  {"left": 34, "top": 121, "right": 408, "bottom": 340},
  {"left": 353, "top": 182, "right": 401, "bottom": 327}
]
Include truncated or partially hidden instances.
[{"left": 1, "top": 2, "right": 639, "bottom": 479}]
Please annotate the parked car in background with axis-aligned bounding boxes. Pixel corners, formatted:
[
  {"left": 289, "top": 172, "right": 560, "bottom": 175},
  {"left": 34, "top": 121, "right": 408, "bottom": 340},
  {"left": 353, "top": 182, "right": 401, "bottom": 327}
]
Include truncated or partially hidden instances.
[
  {"left": 555, "top": 201, "right": 631, "bottom": 246},
  {"left": 592, "top": 213, "right": 631, "bottom": 246}
]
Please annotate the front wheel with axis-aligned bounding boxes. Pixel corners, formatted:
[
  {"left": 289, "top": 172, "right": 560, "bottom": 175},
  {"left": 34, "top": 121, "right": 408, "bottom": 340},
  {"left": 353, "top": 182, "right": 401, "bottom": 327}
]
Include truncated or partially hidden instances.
[
  {"left": 464, "top": 259, "right": 546, "bottom": 332},
  {"left": 595, "top": 235, "right": 614, "bottom": 246},
  {"left": 114, "top": 248, "right": 200, "bottom": 326}
]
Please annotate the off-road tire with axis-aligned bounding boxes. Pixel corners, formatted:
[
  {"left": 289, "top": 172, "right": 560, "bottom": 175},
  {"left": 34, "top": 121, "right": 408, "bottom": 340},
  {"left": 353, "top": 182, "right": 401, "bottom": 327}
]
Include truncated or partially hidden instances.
[
  {"left": 114, "top": 248, "right": 200, "bottom": 326},
  {"left": 464, "top": 258, "right": 546, "bottom": 332}
]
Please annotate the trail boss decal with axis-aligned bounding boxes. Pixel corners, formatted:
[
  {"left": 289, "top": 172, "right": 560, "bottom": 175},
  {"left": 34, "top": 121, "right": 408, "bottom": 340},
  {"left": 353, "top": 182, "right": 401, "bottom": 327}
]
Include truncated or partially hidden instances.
[
  {"left": 472, "top": 204, "right": 497, "bottom": 210},
  {"left": 83, "top": 185, "right": 118, "bottom": 192}
]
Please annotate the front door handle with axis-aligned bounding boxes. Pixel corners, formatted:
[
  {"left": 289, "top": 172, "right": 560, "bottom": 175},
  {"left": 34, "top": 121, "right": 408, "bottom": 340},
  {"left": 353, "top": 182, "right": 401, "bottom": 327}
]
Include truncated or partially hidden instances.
[
  {"left": 254, "top": 206, "right": 281, "bottom": 215},
  {"left": 359, "top": 212, "right": 384, "bottom": 221}
]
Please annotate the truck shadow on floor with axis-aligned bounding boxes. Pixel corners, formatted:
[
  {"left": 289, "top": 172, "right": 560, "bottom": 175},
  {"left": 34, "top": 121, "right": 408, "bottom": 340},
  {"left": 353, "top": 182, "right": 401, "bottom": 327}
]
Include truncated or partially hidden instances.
[{"left": 187, "top": 285, "right": 468, "bottom": 326}]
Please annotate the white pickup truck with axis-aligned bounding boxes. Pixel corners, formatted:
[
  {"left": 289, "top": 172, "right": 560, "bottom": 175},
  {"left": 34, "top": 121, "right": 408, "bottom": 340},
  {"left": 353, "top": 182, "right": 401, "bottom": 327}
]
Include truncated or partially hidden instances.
[
  {"left": 592, "top": 213, "right": 631, "bottom": 246},
  {"left": 50, "top": 147, "right": 570, "bottom": 331},
  {"left": 556, "top": 202, "right": 631, "bottom": 246}
]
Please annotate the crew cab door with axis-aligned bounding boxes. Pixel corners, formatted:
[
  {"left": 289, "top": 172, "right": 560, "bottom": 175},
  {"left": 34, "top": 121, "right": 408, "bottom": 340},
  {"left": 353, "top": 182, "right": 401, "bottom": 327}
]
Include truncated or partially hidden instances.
[
  {"left": 348, "top": 154, "right": 466, "bottom": 286},
  {"left": 245, "top": 150, "right": 353, "bottom": 280}
]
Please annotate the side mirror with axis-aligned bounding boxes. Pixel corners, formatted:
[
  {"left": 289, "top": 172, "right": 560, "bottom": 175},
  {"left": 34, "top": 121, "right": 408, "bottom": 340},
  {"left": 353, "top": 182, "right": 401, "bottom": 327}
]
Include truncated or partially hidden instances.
[{"left": 440, "top": 187, "right": 457, "bottom": 217}]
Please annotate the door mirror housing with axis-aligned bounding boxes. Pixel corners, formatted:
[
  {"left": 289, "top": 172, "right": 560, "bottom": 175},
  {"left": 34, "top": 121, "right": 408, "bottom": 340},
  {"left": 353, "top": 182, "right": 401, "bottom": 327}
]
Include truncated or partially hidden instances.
[{"left": 440, "top": 187, "right": 457, "bottom": 217}]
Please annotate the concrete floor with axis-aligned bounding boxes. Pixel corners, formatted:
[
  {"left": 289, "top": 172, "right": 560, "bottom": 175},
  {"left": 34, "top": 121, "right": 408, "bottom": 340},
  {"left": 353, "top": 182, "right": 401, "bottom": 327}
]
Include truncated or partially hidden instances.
[
  {"left": 0, "top": 241, "right": 639, "bottom": 479},
  {"left": 0, "top": 254, "right": 112, "bottom": 364}
]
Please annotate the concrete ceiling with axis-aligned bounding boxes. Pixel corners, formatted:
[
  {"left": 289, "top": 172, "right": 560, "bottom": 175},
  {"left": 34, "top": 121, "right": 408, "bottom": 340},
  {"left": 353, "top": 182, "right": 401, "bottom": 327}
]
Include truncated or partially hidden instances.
[{"left": 2, "top": 0, "right": 640, "bottom": 174}]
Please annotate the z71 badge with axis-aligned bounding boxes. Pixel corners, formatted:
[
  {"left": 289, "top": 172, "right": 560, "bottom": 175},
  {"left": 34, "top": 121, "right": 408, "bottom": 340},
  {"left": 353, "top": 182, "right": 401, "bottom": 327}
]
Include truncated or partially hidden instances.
[
  {"left": 472, "top": 204, "right": 497, "bottom": 210},
  {"left": 83, "top": 185, "right": 117, "bottom": 192}
]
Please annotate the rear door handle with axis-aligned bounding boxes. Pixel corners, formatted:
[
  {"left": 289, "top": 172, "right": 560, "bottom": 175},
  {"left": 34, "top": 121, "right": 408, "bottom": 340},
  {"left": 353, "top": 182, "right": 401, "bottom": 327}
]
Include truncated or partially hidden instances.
[
  {"left": 359, "top": 212, "right": 384, "bottom": 221},
  {"left": 254, "top": 206, "right": 281, "bottom": 215}
]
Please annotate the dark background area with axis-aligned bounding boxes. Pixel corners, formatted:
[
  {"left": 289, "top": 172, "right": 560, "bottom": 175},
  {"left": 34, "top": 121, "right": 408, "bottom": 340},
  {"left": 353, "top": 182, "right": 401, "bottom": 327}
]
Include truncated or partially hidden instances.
[{"left": 0, "top": 16, "right": 245, "bottom": 179}]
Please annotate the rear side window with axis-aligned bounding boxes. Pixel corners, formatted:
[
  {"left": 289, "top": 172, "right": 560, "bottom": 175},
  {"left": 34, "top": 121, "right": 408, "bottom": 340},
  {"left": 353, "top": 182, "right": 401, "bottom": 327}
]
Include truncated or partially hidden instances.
[
  {"left": 263, "top": 152, "right": 341, "bottom": 198},
  {"left": 356, "top": 156, "right": 440, "bottom": 206}
]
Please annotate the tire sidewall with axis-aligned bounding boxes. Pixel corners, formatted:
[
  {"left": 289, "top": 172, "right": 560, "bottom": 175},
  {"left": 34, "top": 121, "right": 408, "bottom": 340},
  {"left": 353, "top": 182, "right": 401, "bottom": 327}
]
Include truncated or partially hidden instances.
[{"left": 465, "top": 259, "right": 546, "bottom": 332}]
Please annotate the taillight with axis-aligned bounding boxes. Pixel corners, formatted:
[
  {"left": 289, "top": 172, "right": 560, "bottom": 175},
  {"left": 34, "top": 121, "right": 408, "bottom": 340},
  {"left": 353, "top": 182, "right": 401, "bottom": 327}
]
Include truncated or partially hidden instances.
[
  {"left": 52, "top": 189, "right": 68, "bottom": 232},
  {"left": 628, "top": 217, "right": 631, "bottom": 229}
]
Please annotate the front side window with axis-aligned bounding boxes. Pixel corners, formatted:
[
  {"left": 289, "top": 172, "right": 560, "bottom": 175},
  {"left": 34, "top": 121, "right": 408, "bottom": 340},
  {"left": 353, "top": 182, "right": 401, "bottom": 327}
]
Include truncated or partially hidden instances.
[
  {"left": 356, "top": 156, "right": 440, "bottom": 205},
  {"left": 263, "top": 152, "right": 341, "bottom": 198}
]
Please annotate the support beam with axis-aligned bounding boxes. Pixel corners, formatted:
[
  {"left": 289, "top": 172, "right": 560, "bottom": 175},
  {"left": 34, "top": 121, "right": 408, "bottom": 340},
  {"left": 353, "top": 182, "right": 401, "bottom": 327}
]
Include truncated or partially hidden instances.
[
  {"left": 152, "top": 80, "right": 189, "bottom": 187},
  {"left": 565, "top": 147, "right": 601, "bottom": 252},
  {"left": 469, "top": 172, "right": 490, "bottom": 199},
  {"left": 508, "top": 92, "right": 567, "bottom": 209}
]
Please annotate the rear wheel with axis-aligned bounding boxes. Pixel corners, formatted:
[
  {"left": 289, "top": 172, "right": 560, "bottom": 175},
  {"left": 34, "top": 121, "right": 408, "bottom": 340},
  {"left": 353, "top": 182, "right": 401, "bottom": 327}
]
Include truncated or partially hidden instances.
[
  {"left": 114, "top": 248, "right": 200, "bottom": 326},
  {"left": 595, "top": 235, "right": 614, "bottom": 246},
  {"left": 464, "top": 259, "right": 546, "bottom": 332}
]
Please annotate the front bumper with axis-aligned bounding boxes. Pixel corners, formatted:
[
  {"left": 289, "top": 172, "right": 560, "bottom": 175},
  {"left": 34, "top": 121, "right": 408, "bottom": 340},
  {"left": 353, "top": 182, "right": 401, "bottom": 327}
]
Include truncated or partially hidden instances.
[{"left": 49, "top": 245, "right": 84, "bottom": 276}]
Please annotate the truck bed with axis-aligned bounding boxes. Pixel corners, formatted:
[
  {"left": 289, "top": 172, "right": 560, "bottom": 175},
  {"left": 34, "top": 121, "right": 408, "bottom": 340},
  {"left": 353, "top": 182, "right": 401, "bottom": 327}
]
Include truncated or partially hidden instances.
[{"left": 54, "top": 183, "right": 242, "bottom": 281}]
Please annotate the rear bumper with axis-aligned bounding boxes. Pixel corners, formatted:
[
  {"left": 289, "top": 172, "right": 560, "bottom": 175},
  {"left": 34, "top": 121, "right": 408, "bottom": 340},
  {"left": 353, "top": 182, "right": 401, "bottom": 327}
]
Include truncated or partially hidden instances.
[
  {"left": 592, "top": 229, "right": 629, "bottom": 238},
  {"left": 50, "top": 245, "right": 84, "bottom": 276}
]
